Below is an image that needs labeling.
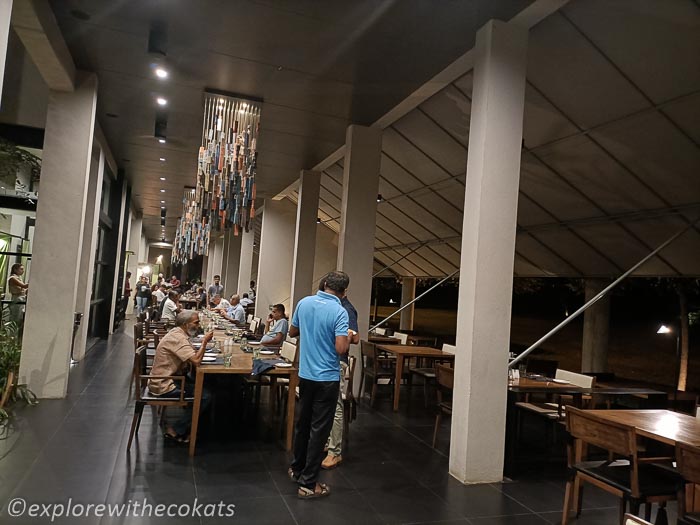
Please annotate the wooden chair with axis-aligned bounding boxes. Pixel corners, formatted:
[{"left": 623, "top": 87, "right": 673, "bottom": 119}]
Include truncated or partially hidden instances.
[
  {"left": 431, "top": 364, "right": 454, "bottom": 448},
  {"left": 127, "top": 346, "right": 192, "bottom": 450},
  {"left": 342, "top": 356, "right": 357, "bottom": 452},
  {"left": 374, "top": 327, "right": 386, "bottom": 336},
  {"left": 676, "top": 441, "right": 700, "bottom": 525},
  {"left": 408, "top": 343, "right": 455, "bottom": 407},
  {"left": 359, "top": 340, "right": 394, "bottom": 407},
  {"left": 247, "top": 314, "right": 254, "bottom": 324},
  {"left": 285, "top": 335, "right": 297, "bottom": 345},
  {"left": 393, "top": 332, "right": 409, "bottom": 345},
  {"left": 562, "top": 407, "right": 678, "bottom": 525}
]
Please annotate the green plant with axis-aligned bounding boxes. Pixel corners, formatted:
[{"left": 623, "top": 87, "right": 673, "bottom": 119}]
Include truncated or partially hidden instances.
[
  {"left": 0, "top": 322, "right": 37, "bottom": 426},
  {"left": 0, "top": 138, "right": 41, "bottom": 186}
]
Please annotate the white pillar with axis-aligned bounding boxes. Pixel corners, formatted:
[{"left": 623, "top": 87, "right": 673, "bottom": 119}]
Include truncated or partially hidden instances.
[
  {"left": 237, "top": 225, "right": 255, "bottom": 299},
  {"left": 19, "top": 73, "right": 98, "bottom": 398},
  {"left": 400, "top": 277, "right": 416, "bottom": 331},
  {"left": 0, "top": 0, "right": 12, "bottom": 109},
  {"left": 290, "top": 170, "right": 321, "bottom": 313},
  {"left": 201, "top": 255, "right": 209, "bottom": 285},
  {"left": 449, "top": 20, "right": 527, "bottom": 484},
  {"left": 581, "top": 279, "right": 610, "bottom": 373},
  {"left": 222, "top": 229, "right": 242, "bottom": 296},
  {"left": 211, "top": 235, "right": 225, "bottom": 282},
  {"left": 255, "top": 200, "right": 296, "bottom": 317},
  {"left": 337, "top": 125, "right": 382, "bottom": 394},
  {"left": 73, "top": 148, "right": 104, "bottom": 360}
]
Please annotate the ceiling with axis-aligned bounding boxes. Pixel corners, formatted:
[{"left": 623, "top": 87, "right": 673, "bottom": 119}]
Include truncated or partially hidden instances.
[
  {"left": 48, "top": 0, "right": 533, "bottom": 242},
  {"left": 284, "top": 0, "right": 700, "bottom": 278}
]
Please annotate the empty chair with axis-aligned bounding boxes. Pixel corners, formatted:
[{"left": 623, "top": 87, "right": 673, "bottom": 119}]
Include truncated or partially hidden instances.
[
  {"left": 624, "top": 515, "right": 653, "bottom": 525},
  {"left": 247, "top": 314, "right": 254, "bottom": 324},
  {"left": 432, "top": 364, "right": 454, "bottom": 448},
  {"left": 286, "top": 335, "right": 297, "bottom": 345},
  {"left": 341, "top": 356, "right": 358, "bottom": 451},
  {"left": 676, "top": 441, "right": 700, "bottom": 525},
  {"left": 562, "top": 407, "right": 678, "bottom": 525},
  {"left": 408, "top": 343, "right": 456, "bottom": 407},
  {"left": 359, "top": 340, "right": 394, "bottom": 407},
  {"left": 374, "top": 327, "right": 386, "bottom": 336},
  {"left": 393, "top": 332, "right": 409, "bottom": 345}
]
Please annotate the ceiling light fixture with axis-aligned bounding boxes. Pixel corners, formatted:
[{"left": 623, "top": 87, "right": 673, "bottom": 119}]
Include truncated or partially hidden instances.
[
  {"left": 156, "top": 97, "right": 167, "bottom": 106},
  {"left": 160, "top": 177, "right": 166, "bottom": 181},
  {"left": 160, "top": 189, "right": 165, "bottom": 193},
  {"left": 317, "top": 217, "right": 321, "bottom": 224},
  {"left": 155, "top": 68, "right": 168, "bottom": 79},
  {"left": 377, "top": 194, "right": 384, "bottom": 203},
  {"left": 161, "top": 200, "right": 165, "bottom": 204},
  {"left": 158, "top": 138, "right": 166, "bottom": 144},
  {"left": 159, "top": 157, "right": 165, "bottom": 162}
]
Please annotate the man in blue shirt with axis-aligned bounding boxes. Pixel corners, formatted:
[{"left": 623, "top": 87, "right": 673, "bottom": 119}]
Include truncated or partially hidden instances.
[{"left": 288, "top": 271, "right": 350, "bottom": 499}]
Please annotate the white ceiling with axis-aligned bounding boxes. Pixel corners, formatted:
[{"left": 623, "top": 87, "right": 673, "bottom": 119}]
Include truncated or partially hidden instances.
[{"left": 285, "top": 0, "right": 700, "bottom": 278}]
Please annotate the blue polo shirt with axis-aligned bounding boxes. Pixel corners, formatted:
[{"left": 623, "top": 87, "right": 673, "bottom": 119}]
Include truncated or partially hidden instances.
[{"left": 291, "top": 291, "right": 349, "bottom": 382}]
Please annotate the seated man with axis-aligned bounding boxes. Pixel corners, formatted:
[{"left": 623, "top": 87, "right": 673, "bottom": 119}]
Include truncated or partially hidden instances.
[
  {"left": 161, "top": 290, "right": 180, "bottom": 322},
  {"left": 260, "top": 304, "right": 289, "bottom": 347},
  {"left": 222, "top": 294, "right": 246, "bottom": 326},
  {"left": 240, "top": 293, "right": 254, "bottom": 308},
  {"left": 209, "top": 294, "right": 231, "bottom": 313},
  {"left": 148, "top": 310, "right": 214, "bottom": 443}
]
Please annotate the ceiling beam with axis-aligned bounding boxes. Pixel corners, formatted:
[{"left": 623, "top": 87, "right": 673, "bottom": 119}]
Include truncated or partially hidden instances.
[{"left": 11, "top": 0, "right": 75, "bottom": 91}]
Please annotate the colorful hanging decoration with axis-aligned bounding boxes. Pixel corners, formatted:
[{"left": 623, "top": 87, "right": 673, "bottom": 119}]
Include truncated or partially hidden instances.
[{"left": 172, "top": 92, "right": 261, "bottom": 265}]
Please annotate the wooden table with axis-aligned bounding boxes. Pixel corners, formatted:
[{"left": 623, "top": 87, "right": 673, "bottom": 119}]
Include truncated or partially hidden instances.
[
  {"left": 188, "top": 341, "right": 298, "bottom": 456},
  {"left": 583, "top": 409, "right": 700, "bottom": 447},
  {"left": 376, "top": 344, "right": 455, "bottom": 411},
  {"left": 368, "top": 335, "right": 401, "bottom": 344}
]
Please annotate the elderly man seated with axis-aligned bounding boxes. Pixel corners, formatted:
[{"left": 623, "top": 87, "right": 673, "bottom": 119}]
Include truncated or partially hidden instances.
[
  {"left": 221, "top": 294, "right": 246, "bottom": 326},
  {"left": 148, "top": 310, "right": 214, "bottom": 444},
  {"left": 260, "top": 303, "right": 289, "bottom": 346},
  {"left": 209, "top": 294, "right": 231, "bottom": 313}
]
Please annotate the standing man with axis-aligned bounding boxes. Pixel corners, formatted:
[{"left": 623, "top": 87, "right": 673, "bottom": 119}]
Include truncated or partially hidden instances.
[
  {"left": 322, "top": 284, "right": 359, "bottom": 470},
  {"left": 207, "top": 275, "right": 224, "bottom": 307},
  {"left": 288, "top": 271, "right": 350, "bottom": 499}
]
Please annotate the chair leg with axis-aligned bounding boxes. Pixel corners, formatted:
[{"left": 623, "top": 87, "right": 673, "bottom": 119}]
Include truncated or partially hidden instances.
[
  {"left": 370, "top": 382, "right": 378, "bottom": 408},
  {"left": 127, "top": 403, "right": 144, "bottom": 451},
  {"left": 159, "top": 406, "right": 167, "bottom": 426},
  {"left": 135, "top": 403, "right": 145, "bottom": 434},
  {"left": 572, "top": 478, "right": 583, "bottom": 517},
  {"left": 656, "top": 502, "right": 668, "bottom": 525},
  {"left": 644, "top": 501, "right": 652, "bottom": 522},
  {"left": 432, "top": 413, "right": 442, "bottom": 449},
  {"left": 618, "top": 498, "right": 627, "bottom": 525},
  {"left": 561, "top": 478, "right": 573, "bottom": 525}
]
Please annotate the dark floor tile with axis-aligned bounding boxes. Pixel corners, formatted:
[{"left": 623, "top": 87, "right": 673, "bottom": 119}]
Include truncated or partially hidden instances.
[
  {"left": 434, "top": 480, "right": 532, "bottom": 518},
  {"left": 200, "top": 495, "right": 294, "bottom": 524},
  {"left": 360, "top": 484, "right": 464, "bottom": 524},
  {"left": 195, "top": 470, "right": 277, "bottom": 499},
  {"left": 284, "top": 491, "right": 383, "bottom": 525},
  {"left": 340, "top": 459, "right": 420, "bottom": 490},
  {"left": 539, "top": 507, "right": 619, "bottom": 524},
  {"left": 469, "top": 514, "right": 548, "bottom": 524},
  {"left": 497, "top": 480, "right": 566, "bottom": 513}
]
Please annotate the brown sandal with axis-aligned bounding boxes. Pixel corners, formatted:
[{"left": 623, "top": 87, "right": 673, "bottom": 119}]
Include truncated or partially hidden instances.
[{"left": 298, "top": 483, "right": 331, "bottom": 499}]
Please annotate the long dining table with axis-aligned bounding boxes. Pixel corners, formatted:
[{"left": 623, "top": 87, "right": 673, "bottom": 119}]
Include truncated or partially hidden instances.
[
  {"left": 582, "top": 409, "right": 700, "bottom": 447},
  {"left": 376, "top": 344, "right": 455, "bottom": 411},
  {"left": 188, "top": 334, "right": 298, "bottom": 456}
]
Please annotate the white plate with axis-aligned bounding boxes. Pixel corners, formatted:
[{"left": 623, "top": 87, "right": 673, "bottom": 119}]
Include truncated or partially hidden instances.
[
  {"left": 260, "top": 350, "right": 275, "bottom": 355},
  {"left": 274, "top": 362, "right": 292, "bottom": 368},
  {"left": 248, "top": 341, "right": 262, "bottom": 345},
  {"left": 552, "top": 379, "right": 569, "bottom": 384},
  {"left": 202, "top": 356, "right": 217, "bottom": 362}
]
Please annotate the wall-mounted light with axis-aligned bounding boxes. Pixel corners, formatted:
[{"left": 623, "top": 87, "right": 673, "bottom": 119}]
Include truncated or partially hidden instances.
[
  {"left": 377, "top": 194, "right": 384, "bottom": 203},
  {"left": 317, "top": 217, "right": 321, "bottom": 224},
  {"left": 155, "top": 67, "right": 168, "bottom": 79},
  {"left": 156, "top": 97, "right": 167, "bottom": 106}
]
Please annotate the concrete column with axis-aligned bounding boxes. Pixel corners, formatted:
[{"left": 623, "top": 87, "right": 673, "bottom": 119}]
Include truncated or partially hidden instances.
[
  {"left": 19, "top": 73, "right": 98, "bottom": 398},
  {"left": 449, "top": 20, "right": 527, "bottom": 484},
  {"left": 211, "top": 235, "right": 225, "bottom": 282},
  {"left": 337, "top": 125, "right": 381, "bottom": 339},
  {"left": 237, "top": 226, "right": 255, "bottom": 300},
  {"left": 399, "top": 277, "right": 416, "bottom": 331},
  {"left": 0, "top": 0, "right": 11, "bottom": 108},
  {"left": 581, "top": 279, "right": 610, "bottom": 373},
  {"left": 337, "top": 125, "right": 382, "bottom": 395},
  {"left": 290, "top": 170, "right": 321, "bottom": 313},
  {"left": 201, "top": 255, "right": 209, "bottom": 285},
  {"left": 255, "top": 200, "right": 296, "bottom": 317},
  {"left": 222, "top": 229, "right": 242, "bottom": 296},
  {"left": 126, "top": 212, "right": 143, "bottom": 315},
  {"left": 73, "top": 148, "right": 104, "bottom": 360}
]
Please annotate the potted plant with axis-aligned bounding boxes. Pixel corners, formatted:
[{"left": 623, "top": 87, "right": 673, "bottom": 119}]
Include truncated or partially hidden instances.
[{"left": 0, "top": 322, "right": 37, "bottom": 425}]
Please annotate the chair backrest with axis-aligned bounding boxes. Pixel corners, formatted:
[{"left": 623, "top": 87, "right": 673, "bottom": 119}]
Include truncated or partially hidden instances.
[
  {"left": 247, "top": 314, "right": 253, "bottom": 323},
  {"left": 676, "top": 441, "right": 700, "bottom": 485},
  {"left": 436, "top": 364, "right": 454, "bottom": 390},
  {"left": 623, "top": 514, "right": 653, "bottom": 525},
  {"left": 280, "top": 341, "right": 297, "bottom": 363},
  {"left": 393, "top": 332, "right": 408, "bottom": 345},
  {"left": 134, "top": 322, "right": 145, "bottom": 340},
  {"left": 374, "top": 327, "right": 386, "bottom": 336},
  {"left": 360, "top": 340, "right": 380, "bottom": 371},
  {"left": 696, "top": 405, "right": 700, "bottom": 419},
  {"left": 133, "top": 346, "right": 148, "bottom": 400},
  {"left": 441, "top": 343, "right": 456, "bottom": 355},
  {"left": 249, "top": 319, "right": 259, "bottom": 334},
  {"left": 566, "top": 406, "right": 636, "bottom": 458},
  {"left": 286, "top": 335, "right": 297, "bottom": 345},
  {"left": 555, "top": 369, "right": 596, "bottom": 388},
  {"left": 253, "top": 316, "right": 262, "bottom": 326}
]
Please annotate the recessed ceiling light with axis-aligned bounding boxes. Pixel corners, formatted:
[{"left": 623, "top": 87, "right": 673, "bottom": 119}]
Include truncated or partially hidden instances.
[
  {"left": 158, "top": 138, "right": 166, "bottom": 144},
  {"left": 161, "top": 206, "right": 165, "bottom": 209},
  {"left": 160, "top": 177, "right": 166, "bottom": 181},
  {"left": 160, "top": 189, "right": 165, "bottom": 193},
  {"left": 156, "top": 97, "right": 167, "bottom": 106},
  {"left": 155, "top": 68, "right": 168, "bottom": 79},
  {"left": 159, "top": 157, "right": 165, "bottom": 162},
  {"left": 161, "top": 200, "right": 165, "bottom": 204}
]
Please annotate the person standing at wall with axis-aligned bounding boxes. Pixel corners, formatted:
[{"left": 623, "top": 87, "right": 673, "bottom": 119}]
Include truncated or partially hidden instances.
[
  {"left": 134, "top": 276, "right": 152, "bottom": 316},
  {"left": 207, "top": 275, "right": 224, "bottom": 307},
  {"left": 7, "top": 263, "right": 29, "bottom": 324},
  {"left": 288, "top": 271, "right": 350, "bottom": 499}
]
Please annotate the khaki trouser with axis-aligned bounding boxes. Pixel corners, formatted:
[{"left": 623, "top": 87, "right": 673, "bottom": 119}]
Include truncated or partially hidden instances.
[{"left": 326, "top": 361, "right": 348, "bottom": 456}]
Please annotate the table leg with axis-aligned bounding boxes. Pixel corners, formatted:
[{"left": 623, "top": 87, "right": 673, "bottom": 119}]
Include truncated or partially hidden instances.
[
  {"left": 393, "top": 356, "right": 404, "bottom": 412},
  {"left": 285, "top": 371, "right": 298, "bottom": 451},
  {"left": 188, "top": 368, "right": 204, "bottom": 457}
]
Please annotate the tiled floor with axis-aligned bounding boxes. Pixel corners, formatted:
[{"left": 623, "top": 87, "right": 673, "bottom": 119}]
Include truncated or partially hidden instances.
[{"left": 0, "top": 324, "right": 677, "bottom": 524}]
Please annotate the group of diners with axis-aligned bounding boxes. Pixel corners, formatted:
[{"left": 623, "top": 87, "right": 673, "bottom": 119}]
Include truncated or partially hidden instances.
[{"left": 144, "top": 270, "right": 358, "bottom": 500}]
